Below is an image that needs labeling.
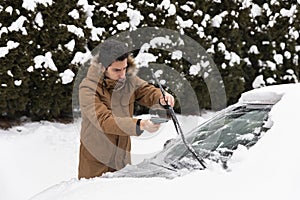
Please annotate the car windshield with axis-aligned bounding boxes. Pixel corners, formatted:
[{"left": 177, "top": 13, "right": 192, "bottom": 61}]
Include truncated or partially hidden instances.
[{"left": 152, "top": 104, "right": 273, "bottom": 170}]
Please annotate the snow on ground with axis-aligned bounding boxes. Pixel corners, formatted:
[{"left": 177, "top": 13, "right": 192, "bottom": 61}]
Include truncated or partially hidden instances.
[
  {"left": 0, "top": 122, "right": 79, "bottom": 200},
  {"left": 0, "top": 110, "right": 213, "bottom": 200},
  {"left": 0, "top": 84, "right": 300, "bottom": 200}
]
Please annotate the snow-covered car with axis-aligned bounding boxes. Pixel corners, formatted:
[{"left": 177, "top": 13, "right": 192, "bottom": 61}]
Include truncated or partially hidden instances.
[
  {"left": 103, "top": 85, "right": 281, "bottom": 179},
  {"left": 29, "top": 83, "right": 300, "bottom": 200}
]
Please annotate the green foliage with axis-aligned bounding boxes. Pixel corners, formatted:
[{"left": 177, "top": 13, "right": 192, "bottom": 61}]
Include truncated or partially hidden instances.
[
  {"left": 0, "top": 0, "right": 89, "bottom": 120},
  {"left": 1, "top": 0, "right": 299, "bottom": 121}
]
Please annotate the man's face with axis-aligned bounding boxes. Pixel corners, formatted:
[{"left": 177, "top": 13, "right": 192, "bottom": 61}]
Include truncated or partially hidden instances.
[{"left": 105, "top": 58, "right": 127, "bottom": 80}]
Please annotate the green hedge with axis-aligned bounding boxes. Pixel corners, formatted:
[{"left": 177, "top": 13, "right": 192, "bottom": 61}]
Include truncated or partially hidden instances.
[
  {"left": 0, "top": 0, "right": 299, "bottom": 120},
  {"left": 0, "top": 0, "right": 89, "bottom": 120}
]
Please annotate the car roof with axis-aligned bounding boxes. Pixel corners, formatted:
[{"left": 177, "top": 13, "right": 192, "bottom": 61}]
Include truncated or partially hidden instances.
[{"left": 238, "top": 83, "right": 300, "bottom": 105}]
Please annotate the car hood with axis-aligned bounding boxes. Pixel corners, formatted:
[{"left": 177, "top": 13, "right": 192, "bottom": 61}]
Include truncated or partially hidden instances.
[{"left": 102, "top": 158, "right": 192, "bottom": 179}]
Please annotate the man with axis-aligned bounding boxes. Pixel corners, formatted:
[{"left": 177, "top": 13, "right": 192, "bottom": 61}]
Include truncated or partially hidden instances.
[{"left": 78, "top": 39, "right": 174, "bottom": 179}]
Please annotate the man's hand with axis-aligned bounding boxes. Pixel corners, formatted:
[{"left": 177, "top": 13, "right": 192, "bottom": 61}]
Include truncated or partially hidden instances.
[
  {"left": 140, "top": 119, "right": 160, "bottom": 132},
  {"left": 159, "top": 92, "right": 175, "bottom": 107}
]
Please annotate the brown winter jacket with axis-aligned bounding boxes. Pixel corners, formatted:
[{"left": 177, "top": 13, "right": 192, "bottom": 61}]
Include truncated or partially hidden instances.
[{"left": 78, "top": 56, "right": 162, "bottom": 179}]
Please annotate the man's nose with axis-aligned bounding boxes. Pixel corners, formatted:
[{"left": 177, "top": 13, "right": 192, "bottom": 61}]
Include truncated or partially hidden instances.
[{"left": 119, "top": 71, "right": 126, "bottom": 79}]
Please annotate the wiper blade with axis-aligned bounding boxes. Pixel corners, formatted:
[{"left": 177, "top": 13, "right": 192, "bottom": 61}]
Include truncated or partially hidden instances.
[
  {"left": 150, "top": 161, "right": 178, "bottom": 172},
  {"left": 151, "top": 70, "right": 206, "bottom": 169}
]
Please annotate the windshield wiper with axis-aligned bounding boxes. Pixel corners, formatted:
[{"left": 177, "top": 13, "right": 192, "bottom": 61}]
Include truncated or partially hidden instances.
[
  {"left": 151, "top": 70, "right": 206, "bottom": 169},
  {"left": 150, "top": 161, "right": 178, "bottom": 172}
]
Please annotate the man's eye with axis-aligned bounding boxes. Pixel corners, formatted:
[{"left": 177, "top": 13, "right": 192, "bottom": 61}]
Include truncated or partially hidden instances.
[{"left": 113, "top": 66, "right": 127, "bottom": 72}]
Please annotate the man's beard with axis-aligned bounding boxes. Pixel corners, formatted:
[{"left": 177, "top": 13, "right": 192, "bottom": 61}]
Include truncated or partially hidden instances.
[{"left": 114, "top": 78, "right": 126, "bottom": 91}]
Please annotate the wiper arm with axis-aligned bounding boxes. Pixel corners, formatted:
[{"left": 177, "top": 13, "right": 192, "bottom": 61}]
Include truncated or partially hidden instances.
[{"left": 151, "top": 70, "right": 206, "bottom": 169}]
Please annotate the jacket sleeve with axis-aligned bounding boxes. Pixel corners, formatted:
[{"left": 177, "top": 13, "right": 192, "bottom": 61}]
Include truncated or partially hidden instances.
[
  {"left": 134, "top": 77, "right": 162, "bottom": 107},
  {"left": 79, "top": 81, "right": 140, "bottom": 137}
]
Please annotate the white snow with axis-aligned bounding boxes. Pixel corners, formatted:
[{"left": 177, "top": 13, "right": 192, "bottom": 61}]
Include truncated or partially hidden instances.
[
  {"left": 158, "top": 0, "right": 169, "bottom": 11},
  {"left": 157, "top": 0, "right": 176, "bottom": 16},
  {"left": 266, "top": 77, "right": 276, "bottom": 84},
  {"left": 90, "top": 26, "right": 106, "bottom": 41},
  {"left": 149, "top": 13, "right": 157, "bottom": 21},
  {"left": 0, "top": 41, "right": 20, "bottom": 58},
  {"left": 22, "top": 0, "right": 53, "bottom": 11},
  {"left": 116, "top": 22, "right": 130, "bottom": 30},
  {"left": 0, "top": 122, "right": 79, "bottom": 200},
  {"left": 284, "top": 51, "right": 291, "bottom": 59},
  {"left": 252, "top": 75, "right": 265, "bottom": 88},
  {"left": 14, "top": 80, "right": 22, "bottom": 86},
  {"left": 34, "top": 12, "right": 44, "bottom": 28},
  {"left": 68, "top": 9, "right": 80, "bottom": 20},
  {"left": 211, "top": 11, "right": 228, "bottom": 28},
  {"left": 64, "top": 39, "right": 76, "bottom": 52},
  {"left": 158, "top": 0, "right": 171, "bottom": 10},
  {"left": 167, "top": 4, "right": 176, "bottom": 16},
  {"left": 70, "top": 49, "right": 92, "bottom": 65},
  {"left": 149, "top": 36, "right": 172, "bottom": 48},
  {"left": 250, "top": 3, "right": 262, "bottom": 18},
  {"left": 280, "top": 5, "right": 297, "bottom": 18},
  {"left": 274, "top": 54, "right": 283, "bottom": 65},
  {"left": 171, "top": 50, "right": 182, "bottom": 60},
  {"left": 189, "top": 60, "right": 209, "bottom": 76},
  {"left": 34, "top": 52, "right": 57, "bottom": 71},
  {"left": 5, "top": 6, "right": 13, "bottom": 15},
  {"left": 134, "top": 52, "right": 157, "bottom": 67},
  {"left": 217, "top": 42, "right": 226, "bottom": 52},
  {"left": 239, "top": 84, "right": 286, "bottom": 104},
  {"left": 59, "top": 69, "right": 75, "bottom": 85},
  {"left": 270, "top": 0, "right": 280, "bottom": 6},
  {"left": 126, "top": 9, "right": 143, "bottom": 30},
  {"left": 66, "top": 25, "right": 84, "bottom": 38},
  {"left": 116, "top": 2, "right": 128, "bottom": 12},
  {"left": 193, "top": 24, "right": 205, "bottom": 38},
  {"left": 7, "top": 70, "right": 14, "bottom": 77},
  {"left": 225, "top": 51, "right": 241, "bottom": 66},
  {"left": 77, "top": 0, "right": 94, "bottom": 17},
  {"left": 237, "top": 0, "right": 251, "bottom": 9},
  {"left": 27, "top": 66, "right": 34, "bottom": 72},
  {"left": 0, "top": 26, "right": 8, "bottom": 37},
  {"left": 249, "top": 45, "right": 259, "bottom": 54},
  {"left": 189, "top": 63, "right": 201, "bottom": 75},
  {"left": 99, "top": 7, "right": 113, "bottom": 15},
  {"left": 180, "top": 5, "right": 192, "bottom": 12},
  {"left": 283, "top": 69, "right": 298, "bottom": 82},
  {"left": 266, "top": 60, "right": 277, "bottom": 70},
  {"left": 176, "top": 16, "right": 193, "bottom": 29},
  {"left": 201, "top": 14, "right": 211, "bottom": 28},
  {"left": 289, "top": 28, "right": 299, "bottom": 40},
  {"left": 8, "top": 16, "right": 27, "bottom": 35},
  {"left": 1, "top": 84, "right": 299, "bottom": 200}
]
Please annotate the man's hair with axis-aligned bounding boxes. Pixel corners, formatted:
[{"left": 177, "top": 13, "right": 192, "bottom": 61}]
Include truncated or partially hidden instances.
[
  {"left": 116, "top": 52, "right": 129, "bottom": 62},
  {"left": 98, "top": 39, "right": 129, "bottom": 68}
]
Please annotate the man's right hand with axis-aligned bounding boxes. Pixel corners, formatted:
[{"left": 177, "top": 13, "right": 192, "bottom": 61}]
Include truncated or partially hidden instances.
[{"left": 140, "top": 119, "right": 160, "bottom": 133}]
